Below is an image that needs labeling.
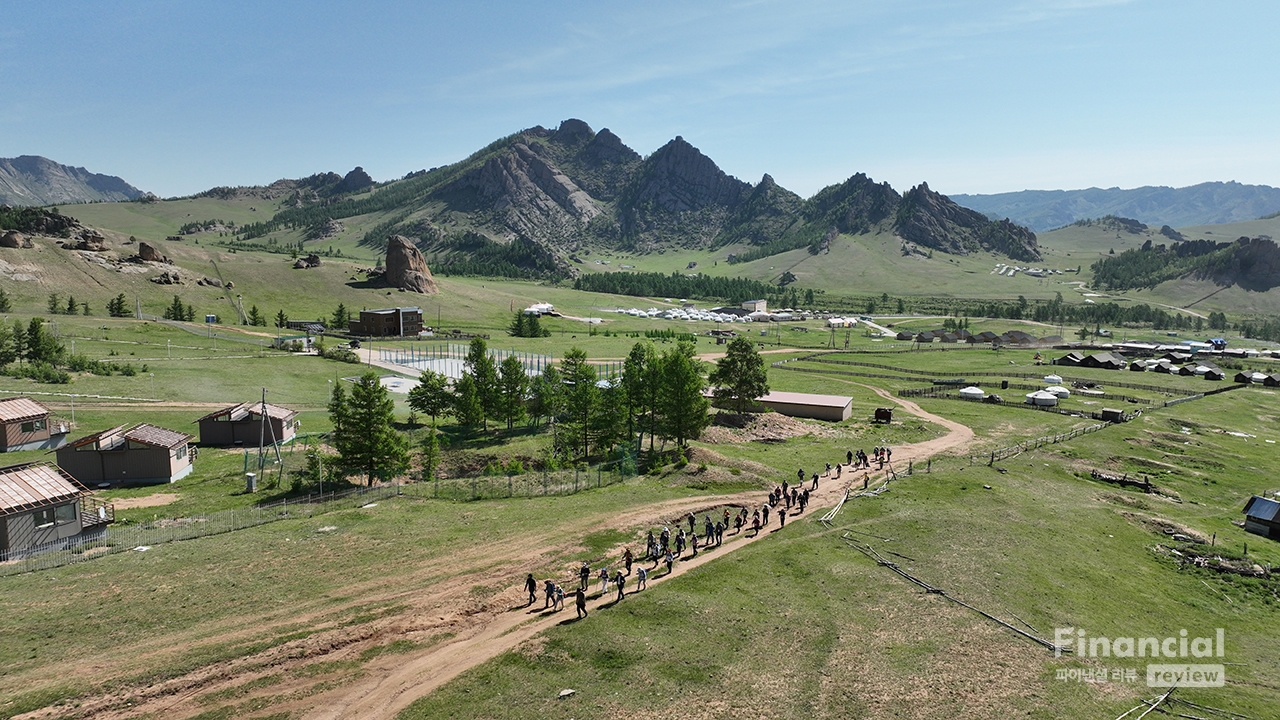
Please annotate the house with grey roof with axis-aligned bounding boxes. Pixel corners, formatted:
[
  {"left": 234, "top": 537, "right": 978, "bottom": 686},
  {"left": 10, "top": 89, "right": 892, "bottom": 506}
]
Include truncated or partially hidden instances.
[
  {"left": 55, "top": 424, "right": 194, "bottom": 487},
  {"left": 0, "top": 462, "right": 112, "bottom": 559}
]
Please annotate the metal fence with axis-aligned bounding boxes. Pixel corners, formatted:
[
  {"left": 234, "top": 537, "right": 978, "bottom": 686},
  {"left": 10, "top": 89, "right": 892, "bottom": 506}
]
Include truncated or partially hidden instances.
[
  {"left": 1, "top": 458, "right": 637, "bottom": 577},
  {"left": 418, "top": 461, "right": 632, "bottom": 501}
]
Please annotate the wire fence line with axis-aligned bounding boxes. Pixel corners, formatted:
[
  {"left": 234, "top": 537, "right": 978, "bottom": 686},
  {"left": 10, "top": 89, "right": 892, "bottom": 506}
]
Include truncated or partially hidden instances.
[{"left": 0, "top": 459, "right": 636, "bottom": 578}]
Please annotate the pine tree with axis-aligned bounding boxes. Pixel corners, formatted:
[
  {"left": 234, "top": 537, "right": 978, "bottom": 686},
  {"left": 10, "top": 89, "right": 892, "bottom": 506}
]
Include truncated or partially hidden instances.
[
  {"left": 464, "top": 338, "right": 499, "bottom": 431},
  {"left": 559, "top": 347, "right": 598, "bottom": 459},
  {"left": 10, "top": 320, "right": 26, "bottom": 363},
  {"left": 331, "top": 303, "right": 350, "bottom": 330},
  {"left": 529, "top": 365, "right": 563, "bottom": 428},
  {"left": 328, "top": 372, "right": 409, "bottom": 486},
  {"left": 509, "top": 312, "right": 527, "bottom": 337},
  {"left": 48, "top": 293, "right": 61, "bottom": 315},
  {"left": 708, "top": 337, "right": 769, "bottom": 414},
  {"left": 420, "top": 422, "right": 441, "bottom": 483},
  {"left": 407, "top": 370, "right": 452, "bottom": 423},
  {"left": 248, "top": 305, "right": 266, "bottom": 326},
  {"left": 106, "top": 294, "right": 127, "bottom": 317},
  {"left": 621, "top": 342, "right": 655, "bottom": 450},
  {"left": 657, "top": 341, "right": 710, "bottom": 448},
  {"left": 163, "top": 295, "right": 186, "bottom": 321},
  {"left": 24, "top": 318, "right": 64, "bottom": 365},
  {"left": 0, "top": 323, "right": 16, "bottom": 368},
  {"left": 275, "top": 309, "right": 289, "bottom": 329},
  {"left": 452, "top": 373, "right": 485, "bottom": 428},
  {"left": 66, "top": 295, "right": 77, "bottom": 315},
  {"left": 498, "top": 355, "right": 529, "bottom": 430},
  {"left": 0, "top": 288, "right": 10, "bottom": 313}
]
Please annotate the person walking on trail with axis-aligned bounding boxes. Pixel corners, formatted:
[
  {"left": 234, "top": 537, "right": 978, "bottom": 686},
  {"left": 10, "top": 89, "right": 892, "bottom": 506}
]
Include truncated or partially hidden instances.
[
  {"left": 762, "top": 504, "right": 770, "bottom": 526},
  {"left": 664, "top": 549, "right": 675, "bottom": 575},
  {"left": 660, "top": 526, "right": 671, "bottom": 552},
  {"left": 623, "top": 548, "right": 634, "bottom": 576},
  {"left": 734, "top": 513, "right": 743, "bottom": 534},
  {"left": 778, "top": 507, "right": 787, "bottom": 528},
  {"left": 715, "top": 520, "right": 724, "bottom": 546},
  {"left": 579, "top": 562, "right": 591, "bottom": 591},
  {"left": 704, "top": 515, "right": 714, "bottom": 541},
  {"left": 887, "top": 447, "right": 892, "bottom": 462},
  {"left": 575, "top": 587, "right": 588, "bottom": 619},
  {"left": 614, "top": 570, "right": 627, "bottom": 601},
  {"left": 751, "top": 515, "right": 761, "bottom": 536},
  {"left": 544, "top": 579, "right": 555, "bottom": 609},
  {"left": 555, "top": 584, "right": 565, "bottom": 611},
  {"left": 525, "top": 574, "right": 538, "bottom": 606},
  {"left": 687, "top": 512, "right": 696, "bottom": 534},
  {"left": 798, "top": 467, "right": 805, "bottom": 485},
  {"left": 636, "top": 565, "right": 648, "bottom": 591},
  {"left": 690, "top": 533, "right": 700, "bottom": 557},
  {"left": 723, "top": 508, "right": 732, "bottom": 533},
  {"left": 825, "top": 462, "right": 832, "bottom": 476},
  {"left": 598, "top": 566, "right": 610, "bottom": 594},
  {"left": 812, "top": 472, "right": 819, "bottom": 491},
  {"left": 847, "top": 450, "right": 854, "bottom": 465}
]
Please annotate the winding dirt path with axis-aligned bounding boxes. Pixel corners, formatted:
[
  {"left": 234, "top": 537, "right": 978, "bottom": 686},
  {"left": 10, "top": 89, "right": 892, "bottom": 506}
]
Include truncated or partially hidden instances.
[{"left": 21, "top": 394, "right": 973, "bottom": 720}]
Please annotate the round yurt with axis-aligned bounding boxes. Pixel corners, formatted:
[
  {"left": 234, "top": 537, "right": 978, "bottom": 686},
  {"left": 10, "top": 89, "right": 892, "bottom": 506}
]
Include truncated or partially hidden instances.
[
  {"left": 1025, "top": 390, "right": 1059, "bottom": 407},
  {"left": 1043, "top": 374, "right": 1063, "bottom": 384},
  {"left": 1044, "top": 385, "right": 1071, "bottom": 399},
  {"left": 959, "top": 386, "right": 985, "bottom": 400}
]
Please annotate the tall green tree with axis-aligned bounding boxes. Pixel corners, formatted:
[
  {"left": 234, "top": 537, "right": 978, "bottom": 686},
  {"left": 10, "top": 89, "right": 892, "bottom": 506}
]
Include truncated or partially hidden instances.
[
  {"left": 0, "top": 287, "right": 10, "bottom": 313},
  {"left": 420, "top": 422, "right": 442, "bottom": 483},
  {"left": 621, "top": 342, "right": 656, "bottom": 450},
  {"left": 559, "top": 347, "right": 599, "bottom": 459},
  {"left": 657, "top": 341, "right": 710, "bottom": 448},
  {"left": 528, "top": 365, "right": 563, "bottom": 429},
  {"left": 163, "top": 295, "right": 187, "bottom": 321},
  {"left": 406, "top": 370, "right": 452, "bottom": 423},
  {"left": 452, "top": 373, "right": 485, "bottom": 428},
  {"left": 65, "top": 295, "right": 78, "bottom": 315},
  {"left": 465, "top": 338, "right": 499, "bottom": 431},
  {"left": 0, "top": 323, "right": 16, "bottom": 368},
  {"left": 248, "top": 305, "right": 266, "bottom": 327},
  {"left": 275, "top": 309, "right": 289, "bottom": 328},
  {"left": 328, "top": 372, "right": 409, "bottom": 486},
  {"left": 10, "top": 320, "right": 26, "bottom": 363},
  {"left": 47, "top": 293, "right": 61, "bottom": 315},
  {"left": 24, "top": 318, "right": 64, "bottom": 365},
  {"left": 708, "top": 337, "right": 769, "bottom": 413},
  {"left": 330, "top": 303, "right": 351, "bottom": 330},
  {"left": 498, "top": 355, "right": 529, "bottom": 430}
]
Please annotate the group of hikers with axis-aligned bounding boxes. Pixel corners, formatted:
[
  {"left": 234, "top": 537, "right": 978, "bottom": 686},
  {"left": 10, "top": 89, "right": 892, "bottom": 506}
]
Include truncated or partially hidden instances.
[{"left": 522, "top": 446, "right": 894, "bottom": 620}]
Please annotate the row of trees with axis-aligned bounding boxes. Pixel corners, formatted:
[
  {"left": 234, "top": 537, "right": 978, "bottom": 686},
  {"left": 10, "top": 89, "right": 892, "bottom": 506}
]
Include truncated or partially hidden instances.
[
  {"left": 403, "top": 337, "right": 753, "bottom": 462},
  {"left": 0, "top": 318, "right": 66, "bottom": 368}
]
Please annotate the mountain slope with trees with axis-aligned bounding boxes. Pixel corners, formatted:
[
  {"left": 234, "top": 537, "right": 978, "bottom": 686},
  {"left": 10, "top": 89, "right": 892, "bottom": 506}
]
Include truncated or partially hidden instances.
[{"left": 0, "top": 156, "right": 145, "bottom": 206}]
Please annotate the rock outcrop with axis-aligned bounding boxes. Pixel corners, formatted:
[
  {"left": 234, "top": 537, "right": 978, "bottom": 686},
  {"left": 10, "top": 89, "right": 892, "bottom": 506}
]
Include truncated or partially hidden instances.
[
  {"left": 293, "top": 253, "right": 322, "bottom": 269},
  {"left": 0, "top": 230, "right": 23, "bottom": 248},
  {"left": 69, "top": 228, "right": 107, "bottom": 251},
  {"left": 136, "top": 241, "right": 168, "bottom": 263},
  {"left": 149, "top": 271, "right": 181, "bottom": 285},
  {"left": 384, "top": 235, "right": 438, "bottom": 294},
  {"left": 334, "top": 167, "right": 376, "bottom": 194},
  {"left": 894, "top": 183, "right": 1041, "bottom": 262}
]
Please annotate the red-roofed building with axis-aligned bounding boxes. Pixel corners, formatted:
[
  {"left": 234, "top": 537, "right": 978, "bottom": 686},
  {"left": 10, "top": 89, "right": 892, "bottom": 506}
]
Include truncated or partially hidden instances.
[
  {"left": 0, "top": 396, "right": 69, "bottom": 453},
  {"left": 55, "top": 423, "right": 194, "bottom": 487},
  {"left": 0, "top": 462, "right": 112, "bottom": 558}
]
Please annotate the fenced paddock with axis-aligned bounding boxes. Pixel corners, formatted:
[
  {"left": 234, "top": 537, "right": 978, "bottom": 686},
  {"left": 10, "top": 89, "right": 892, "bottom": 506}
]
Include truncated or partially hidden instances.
[{"left": 1, "top": 460, "right": 636, "bottom": 578}]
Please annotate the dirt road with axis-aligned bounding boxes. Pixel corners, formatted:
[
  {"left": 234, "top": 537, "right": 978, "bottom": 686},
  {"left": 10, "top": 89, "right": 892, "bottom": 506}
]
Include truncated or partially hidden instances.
[{"left": 24, "top": 394, "right": 972, "bottom": 720}]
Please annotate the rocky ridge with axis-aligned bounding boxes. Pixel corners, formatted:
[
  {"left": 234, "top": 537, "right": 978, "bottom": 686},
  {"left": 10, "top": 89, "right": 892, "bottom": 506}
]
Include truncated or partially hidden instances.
[{"left": 0, "top": 156, "right": 144, "bottom": 206}]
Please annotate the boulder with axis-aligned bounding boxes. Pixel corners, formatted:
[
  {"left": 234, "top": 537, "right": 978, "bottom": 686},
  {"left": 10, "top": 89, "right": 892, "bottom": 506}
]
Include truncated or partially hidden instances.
[
  {"left": 71, "top": 229, "right": 108, "bottom": 251},
  {"left": 137, "top": 241, "right": 168, "bottom": 263},
  {"left": 384, "top": 235, "right": 439, "bottom": 294},
  {"left": 149, "top": 271, "right": 181, "bottom": 285},
  {"left": 292, "top": 253, "right": 322, "bottom": 269},
  {"left": 0, "top": 230, "right": 22, "bottom": 248},
  {"left": 197, "top": 277, "right": 222, "bottom": 287}
]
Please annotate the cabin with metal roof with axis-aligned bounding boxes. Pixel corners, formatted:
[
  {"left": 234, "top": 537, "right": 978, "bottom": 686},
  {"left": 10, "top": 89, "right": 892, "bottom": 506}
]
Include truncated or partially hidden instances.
[
  {"left": 756, "top": 391, "right": 853, "bottom": 422},
  {"left": 195, "top": 402, "right": 298, "bottom": 447},
  {"left": 0, "top": 462, "right": 112, "bottom": 559},
  {"left": 0, "top": 396, "right": 69, "bottom": 453},
  {"left": 55, "top": 423, "right": 194, "bottom": 487},
  {"left": 1243, "top": 495, "right": 1280, "bottom": 540}
]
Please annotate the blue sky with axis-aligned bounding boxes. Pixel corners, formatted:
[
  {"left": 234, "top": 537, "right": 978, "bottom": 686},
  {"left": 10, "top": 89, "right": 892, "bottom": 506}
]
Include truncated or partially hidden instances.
[{"left": 3, "top": 0, "right": 1276, "bottom": 198}]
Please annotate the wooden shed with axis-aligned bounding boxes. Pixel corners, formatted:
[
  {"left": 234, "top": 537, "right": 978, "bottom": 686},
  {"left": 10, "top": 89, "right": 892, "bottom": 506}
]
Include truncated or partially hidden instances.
[
  {"left": 0, "top": 396, "right": 69, "bottom": 453},
  {"left": 0, "top": 462, "right": 112, "bottom": 559},
  {"left": 1242, "top": 495, "right": 1280, "bottom": 540},
  {"left": 56, "top": 424, "right": 194, "bottom": 487},
  {"left": 196, "top": 402, "right": 298, "bottom": 446}
]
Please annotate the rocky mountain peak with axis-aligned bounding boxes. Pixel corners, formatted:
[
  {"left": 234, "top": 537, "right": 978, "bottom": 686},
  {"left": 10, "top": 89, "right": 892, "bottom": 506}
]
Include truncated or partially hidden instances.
[
  {"left": 334, "top": 167, "right": 375, "bottom": 194},
  {"left": 551, "top": 118, "right": 595, "bottom": 146},
  {"left": 895, "top": 182, "right": 1041, "bottom": 262},
  {"left": 0, "top": 155, "right": 144, "bottom": 206},
  {"left": 625, "top": 136, "right": 750, "bottom": 213}
]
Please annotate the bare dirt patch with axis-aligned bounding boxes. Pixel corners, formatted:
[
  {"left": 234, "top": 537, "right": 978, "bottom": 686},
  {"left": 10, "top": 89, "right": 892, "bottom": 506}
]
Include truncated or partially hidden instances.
[
  {"left": 701, "top": 412, "right": 842, "bottom": 444},
  {"left": 110, "top": 493, "right": 180, "bottom": 509}
]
